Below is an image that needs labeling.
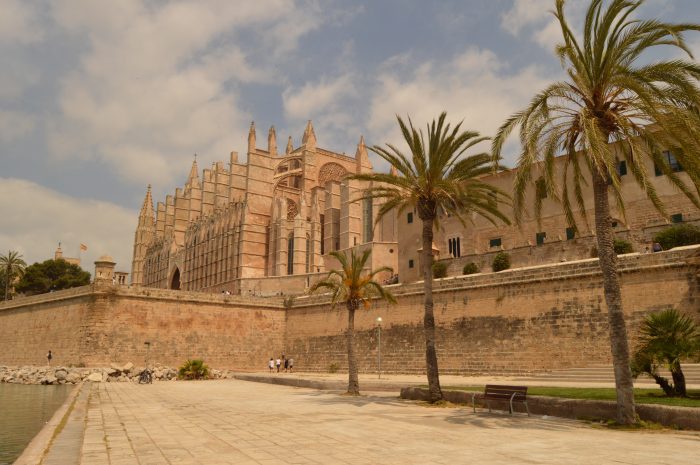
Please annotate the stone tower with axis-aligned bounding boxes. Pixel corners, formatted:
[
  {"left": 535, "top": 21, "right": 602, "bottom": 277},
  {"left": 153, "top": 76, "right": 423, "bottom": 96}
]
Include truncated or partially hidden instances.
[
  {"left": 94, "top": 255, "right": 116, "bottom": 285},
  {"left": 131, "top": 185, "right": 155, "bottom": 286}
]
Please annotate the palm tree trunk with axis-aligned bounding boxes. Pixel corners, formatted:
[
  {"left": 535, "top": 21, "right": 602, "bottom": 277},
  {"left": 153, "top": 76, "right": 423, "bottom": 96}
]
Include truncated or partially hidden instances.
[
  {"left": 671, "top": 363, "right": 687, "bottom": 397},
  {"left": 346, "top": 300, "right": 360, "bottom": 395},
  {"left": 4, "top": 263, "right": 9, "bottom": 301},
  {"left": 422, "top": 218, "right": 443, "bottom": 402},
  {"left": 592, "top": 169, "right": 636, "bottom": 424}
]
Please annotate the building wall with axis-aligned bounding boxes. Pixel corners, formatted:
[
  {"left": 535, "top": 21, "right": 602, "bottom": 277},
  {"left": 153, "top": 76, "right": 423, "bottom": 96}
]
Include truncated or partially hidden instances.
[{"left": 2, "top": 247, "right": 697, "bottom": 373}]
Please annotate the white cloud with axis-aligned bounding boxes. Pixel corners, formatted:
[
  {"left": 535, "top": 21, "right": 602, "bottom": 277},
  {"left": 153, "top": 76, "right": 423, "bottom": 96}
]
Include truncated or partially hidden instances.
[
  {"left": 0, "top": 0, "right": 43, "bottom": 44},
  {"left": 501, "top": 0, "right": 586, "bottom": 49},
  {"left": 283, "top": 74, "right": 356, "bottom": 120},
  {"left": 367, "top": 47, "right": 552, "bottom": 167},
  {"left": 501, "top": 0, "right": 553, "bottom": 35},
  {"left": 46, "top": 0, "right": 325, "bottom": 191},
  {"left": 0, "top": 178, "right": 137, "bottom": 274}
]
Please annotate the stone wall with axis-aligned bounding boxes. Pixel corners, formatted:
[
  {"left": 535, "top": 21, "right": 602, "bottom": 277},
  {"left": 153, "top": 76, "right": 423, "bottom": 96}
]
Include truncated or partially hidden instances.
[
  {"left": 286, "top": 246, "right": 700, "bottom": 375},
  {"left": 0, "top": 285, "right": 286, "bottom": 370},
  {"left": 1, "top": 247, "right": 697, "bottom": 374}
]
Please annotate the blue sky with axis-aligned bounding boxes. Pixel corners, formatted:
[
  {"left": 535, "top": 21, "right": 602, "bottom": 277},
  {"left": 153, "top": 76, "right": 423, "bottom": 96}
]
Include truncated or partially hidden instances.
[{"left": 1, "top": 0, "right": 698, "bottom": 271}]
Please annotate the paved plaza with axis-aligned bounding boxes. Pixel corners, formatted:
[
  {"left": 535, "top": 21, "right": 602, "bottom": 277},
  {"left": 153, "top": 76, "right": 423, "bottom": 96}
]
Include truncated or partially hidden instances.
[{"left": 35, "top": 379, "right": 700, "bottom": 465}]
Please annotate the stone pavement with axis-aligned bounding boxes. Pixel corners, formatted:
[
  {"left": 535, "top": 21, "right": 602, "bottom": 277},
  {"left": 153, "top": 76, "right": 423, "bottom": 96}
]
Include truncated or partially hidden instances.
[{"left": 46, "top": 379, "right": 700, "bottom": 465}]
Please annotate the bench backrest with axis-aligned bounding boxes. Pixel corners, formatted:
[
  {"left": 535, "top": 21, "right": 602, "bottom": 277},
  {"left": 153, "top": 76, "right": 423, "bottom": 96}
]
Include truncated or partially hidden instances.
[{"left": 483, "top": 385, "right": 528, "bottom": 401}]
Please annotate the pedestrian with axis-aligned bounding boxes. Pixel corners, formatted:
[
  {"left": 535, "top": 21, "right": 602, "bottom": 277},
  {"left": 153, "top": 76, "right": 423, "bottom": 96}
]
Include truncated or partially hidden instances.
[
  {"left": 47, "top": 350, "right": 53, "bottom": 366},
  {"left": 275, "top": 357, "right": 281, "bottom": 373},
  {"left": 288, "top": 357, "right": 294, "bottom": 373},
  {"left": 268, "top": 358, "right": 274, "bottom": 373},
  {"left": 283, "top": 354, "right": 288, "bottom": 372},
  {"left": 652, "top": 242, "right": 663, "bottom": 253}
]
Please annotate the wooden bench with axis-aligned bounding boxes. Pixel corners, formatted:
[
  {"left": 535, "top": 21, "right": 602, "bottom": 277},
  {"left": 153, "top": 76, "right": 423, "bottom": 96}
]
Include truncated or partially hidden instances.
[{"left": 472, "top": 385, "right": 530, "bottom": 416}]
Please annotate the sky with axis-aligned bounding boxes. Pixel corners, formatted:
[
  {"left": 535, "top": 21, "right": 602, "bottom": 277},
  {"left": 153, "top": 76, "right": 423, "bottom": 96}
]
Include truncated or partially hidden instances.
[{"left": 1, "top": 0, "right": 699, "bottom": 273}]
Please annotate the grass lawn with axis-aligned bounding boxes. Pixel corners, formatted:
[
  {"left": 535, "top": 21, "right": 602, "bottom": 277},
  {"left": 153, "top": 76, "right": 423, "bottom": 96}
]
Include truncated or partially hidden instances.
[{"left": 441, "top": 386, "right": 700, "bottom": 408}]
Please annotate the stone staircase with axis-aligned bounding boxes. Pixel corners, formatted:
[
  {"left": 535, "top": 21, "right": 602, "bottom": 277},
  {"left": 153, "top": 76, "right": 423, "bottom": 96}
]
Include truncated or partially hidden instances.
[{"left": 515, "top": 364, "right": 700, "bottom": 386}]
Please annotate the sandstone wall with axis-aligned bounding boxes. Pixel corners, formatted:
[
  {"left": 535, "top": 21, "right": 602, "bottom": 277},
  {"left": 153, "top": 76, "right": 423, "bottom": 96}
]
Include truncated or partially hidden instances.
[
  {"left": 0, "top": 286, "right": 286, "bottom": 370},
  {"left": 286, "top": 247, "right": 700, "bottom": 375}
]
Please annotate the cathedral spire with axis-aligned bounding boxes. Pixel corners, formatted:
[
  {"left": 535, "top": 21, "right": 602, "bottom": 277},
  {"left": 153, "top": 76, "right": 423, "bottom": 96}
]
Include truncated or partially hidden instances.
[
  {"left": 268, "top": 126, "right": 278, "bottom": 156},
  {"left": 286, "top": 136, "right": 293, "bottom": 154},
  {"left": 248, "top": 121, "right": 256, "bottom": 153},
  {"left": 301, "top": 120, "right": 316, "bottom": 148},
  {"left": 139, "top": 184, "right": 155, "bottom": 222},
  {"left": 355, "top": 135, "right": 372, "bottom": 172},
  {"left": 188, "top": 155, "right": 200, "bottom": 188}
]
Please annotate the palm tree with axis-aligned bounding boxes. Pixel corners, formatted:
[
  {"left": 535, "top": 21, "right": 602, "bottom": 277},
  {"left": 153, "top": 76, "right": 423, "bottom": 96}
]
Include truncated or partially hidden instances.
[
  {"left": 0, "top": 250, "right": 27, "bottom": 301},
  {"left": 632, "top": 309, "right": 699, "bottom": 397},
  {"left": 492, "top": 0, "right": 700, "bottom": 424},
  {"left": 309, "top": 249, "right": 396, "bottom": 395},
  {"left": 352, "top": 113, "right": 510, "bottom": 402}
]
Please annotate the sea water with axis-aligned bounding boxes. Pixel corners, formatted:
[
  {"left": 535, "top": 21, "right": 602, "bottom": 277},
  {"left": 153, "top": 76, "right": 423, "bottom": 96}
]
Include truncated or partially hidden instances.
[{"left": 0, "top": 384, "right": 71, "bottom": 465}]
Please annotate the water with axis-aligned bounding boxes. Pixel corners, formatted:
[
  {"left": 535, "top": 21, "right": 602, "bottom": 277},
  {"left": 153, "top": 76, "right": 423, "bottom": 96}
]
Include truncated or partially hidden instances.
[{"left": 0, "top": 384, "right": 71, "bottom": 465}]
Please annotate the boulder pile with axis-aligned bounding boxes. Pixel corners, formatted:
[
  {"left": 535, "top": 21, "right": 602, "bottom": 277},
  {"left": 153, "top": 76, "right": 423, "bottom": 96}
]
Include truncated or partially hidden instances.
[{"left": 0, "top": 364, "right": 235, "bottom": 385}]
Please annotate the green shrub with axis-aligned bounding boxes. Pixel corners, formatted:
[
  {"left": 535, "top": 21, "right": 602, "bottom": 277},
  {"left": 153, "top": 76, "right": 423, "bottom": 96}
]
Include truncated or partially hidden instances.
[
  {"left": 462, "top": 262, "right": 479, "bottom": 275},
  {"left": 613, "top": 239, "right": 634, "bottom": 254},
  {"left": 328, "top": 362, "right": 339, "bottom": 374},
  {"left": 653, "top": 224, "right": 700, "bottom": 250},
  {"left": 178, "top": 359, "right": 210, "bottom": 380},
  {"left": 492, "top": 252, "right": 511, "bottom": 272},
  {"left": 432, "top": 261, "right": 448, "bottom": 278}
]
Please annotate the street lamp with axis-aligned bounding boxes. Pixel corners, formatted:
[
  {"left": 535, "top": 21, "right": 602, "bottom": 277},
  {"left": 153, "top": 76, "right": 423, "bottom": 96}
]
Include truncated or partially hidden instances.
[
  {"left": 376, "top": 317, "right": 382, "bottom": 379},
  {"left": 144, "top": 341, "right": 151, "bottom": 369}
]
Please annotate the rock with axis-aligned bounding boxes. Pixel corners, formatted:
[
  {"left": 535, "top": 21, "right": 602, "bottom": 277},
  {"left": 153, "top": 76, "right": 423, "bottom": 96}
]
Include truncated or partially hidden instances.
[
  {"left": 121, "top": 362, "right": 134, "bottom": 373},
  {"left": 110, "top": 363, "right": 122, "bottom": 372},
  {"left": 66, "top": 372, "right": 81, "bottom": 383},
  {"left": 87, "top": 373, "right": 103, "bottom": 382},
  {"left": 41, "top": 375, "right": 57, "bottom": 385},
  {"left": 106, "top": 368, "right": 118, "bottom": 377},
  {"left": 54, "top": 369, "right": 68, "bottom": 381}
]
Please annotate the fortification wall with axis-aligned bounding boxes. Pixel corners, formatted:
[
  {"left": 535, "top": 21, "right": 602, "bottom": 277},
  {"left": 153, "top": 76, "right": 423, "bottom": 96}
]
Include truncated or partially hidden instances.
[
  {"left": 0, "top": 286, "right": 286, "bottom": 370},
  {"left": 286, "top": 247, "right": 700, "bottom": 374}
]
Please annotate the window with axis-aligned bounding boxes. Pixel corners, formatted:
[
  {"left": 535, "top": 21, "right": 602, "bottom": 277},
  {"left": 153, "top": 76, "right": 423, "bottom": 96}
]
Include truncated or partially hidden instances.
[
  {"left": 536, "top": 232, "right": 546, "bottom": 246},
  {"left": 566, "top": 227, "right": 575, "bottom": 240},
  {"left": 363, "top": 198, "right": 374, "bottom": 243},
  {"left": 535, "top": 178, "right": 547, "bottom": 199},
  {"left": 407, "top": 212, "right": 413, "bottom": 224},
  {"left": 671, "top": 213, "right": 683, "bottom": 224},
  {"left": 655, "top": 150, "right": 683, "bottom": 176},
  {"left": 287, "top": 233, "right": 294, "bottom": 275},
  {"left": 448, "top": 237, "right": 461, "bottom": 257},
  {"left": 489, "top": 238, "right": 502, "bottom": 248},
  {"left": 408, "top": 259, "right": 414, "bottom": 269},
  {"left": 618, "top": 160, "right": 627, "bottom": 176},
  {"left": 320, "top": 214, "right": 325, "bottom": 255},
  {"left": 305, "top": 234, "right": 311, "bottom": 273}
]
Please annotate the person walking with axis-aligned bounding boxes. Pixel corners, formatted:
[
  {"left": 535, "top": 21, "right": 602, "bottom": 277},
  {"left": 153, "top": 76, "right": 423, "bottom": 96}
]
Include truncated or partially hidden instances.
[
  {"left": 47, "top": 350, "right": 53, "bottom": 366},
  {"left": 288, "top": 357, "right": 294, "bottom": 373},
  {"left": 283, "top": 355, "right": 288, "bottom": 372},
  {"left": 275, "top": 357, "right": 281, "bottom": 373},
  {"left": 268, "top": 358, "right": 274, "bottom": 373}
]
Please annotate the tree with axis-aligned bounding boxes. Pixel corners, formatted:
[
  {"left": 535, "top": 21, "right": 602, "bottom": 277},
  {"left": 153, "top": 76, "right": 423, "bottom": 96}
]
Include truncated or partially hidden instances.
[
  {"left": 492, "top": 0, "right": 700, "bottom": 424},
  {"left": 353, "top": 113, "right": 510, "bottom": 402},
  {"left": 16, "top": 259, "right": 91, "bottom": 296},
  {"left": 309, "top": 249, "right": 396, "bottom": 395},
  {"left": 0, "top": 250, "right": 27, "bottom": 301},
  {"left": 631, "top": 309, "right": 699, "bottom": 397}
]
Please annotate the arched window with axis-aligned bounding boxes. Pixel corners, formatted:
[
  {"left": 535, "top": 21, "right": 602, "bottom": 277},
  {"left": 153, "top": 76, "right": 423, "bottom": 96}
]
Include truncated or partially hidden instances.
[{"left": 287, "top": 233, "right": 294, "bottom": 275}]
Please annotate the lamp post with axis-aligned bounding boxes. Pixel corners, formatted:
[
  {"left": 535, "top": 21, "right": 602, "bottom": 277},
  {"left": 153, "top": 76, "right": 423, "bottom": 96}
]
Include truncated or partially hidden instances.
[
  {"left": 376, "top": 317, "right": 382, "bottom": 379},
  {"left": 144, "top": 341, "right": 151, "bottom": 369}
]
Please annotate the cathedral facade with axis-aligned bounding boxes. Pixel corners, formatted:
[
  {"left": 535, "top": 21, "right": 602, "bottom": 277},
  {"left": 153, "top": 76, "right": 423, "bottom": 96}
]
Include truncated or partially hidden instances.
[{"left": 131, "top": 121, "right": 398, "bottom": 294}]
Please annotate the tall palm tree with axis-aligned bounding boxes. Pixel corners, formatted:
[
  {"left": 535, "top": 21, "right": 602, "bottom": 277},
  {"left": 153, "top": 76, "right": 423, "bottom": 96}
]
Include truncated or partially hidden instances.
[
  {"left": 353, "top": 113, "right": 510, "bottom": 402},
  {"left": 492, "top": 0, "right": 700, "bottom": 424},
  {"left": 0, "top": 250, "right": 27, "bottom": 301},
  {"left": 309, "top": 249, "right": 396, "bottom": 395}
]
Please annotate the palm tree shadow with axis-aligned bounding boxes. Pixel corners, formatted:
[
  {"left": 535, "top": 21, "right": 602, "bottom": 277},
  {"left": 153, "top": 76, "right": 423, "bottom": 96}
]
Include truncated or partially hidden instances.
[
  {"left": 445, "top": 409, "right": 583, "bottom": 431},
  {"left": 295, "top": 390, "right": 413, "bottom": 409}
]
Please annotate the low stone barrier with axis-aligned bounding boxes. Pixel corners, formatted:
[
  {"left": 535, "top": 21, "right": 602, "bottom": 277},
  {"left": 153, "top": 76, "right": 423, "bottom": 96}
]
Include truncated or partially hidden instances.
[
  {"left": 0, "top": 364, "right": 235, "bottom": 385},
  {"left": 400, "top": 387, "right": 700, "bottom": 430}
]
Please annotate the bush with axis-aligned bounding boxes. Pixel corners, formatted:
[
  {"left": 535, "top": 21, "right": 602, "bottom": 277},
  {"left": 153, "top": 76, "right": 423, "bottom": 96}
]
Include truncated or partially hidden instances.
[
  {"left": 492, "top": 252, "right": 511, "bottom": 272},
  {"left": 653, "top": 224, "right": 700, "bottom": 250},
  {"left": 613, "top": 238, "right": 633, "bottom": 254},
  {"left": 462, "top": 262, "right": 479, "bottom": 275},
  {"left": 178, "top": 359, "right": 210, "bottom": 380},
  {"left": 328, "top": 362, "right": 339, "bottom": 374},
  {"left": 432, "top": 261, "right": 448, "bottom": 278}
]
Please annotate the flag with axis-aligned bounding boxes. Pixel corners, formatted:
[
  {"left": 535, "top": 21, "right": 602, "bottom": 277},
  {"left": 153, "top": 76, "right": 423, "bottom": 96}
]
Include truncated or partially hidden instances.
[{"left": 80, "top": 243, "right": 88, "bottom": 252}]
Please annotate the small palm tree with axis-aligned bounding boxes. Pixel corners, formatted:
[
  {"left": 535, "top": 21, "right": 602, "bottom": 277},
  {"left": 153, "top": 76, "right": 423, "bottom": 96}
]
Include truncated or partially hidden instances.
[
  {"left": 492, "top": 0, "right": 700, "bottom": 424},
  {"left": 353, "top": 113, "right": 510, "bottom": 402},
  {"left": 309, "top": 249, "right": 396, "bottom": 395},
  {"left": 0, "top": 250, "right": 27, "bottom": 301},
  {"left": 178, "top": 359, "right": 210, "bottom": 380},
  {"left": 632, "top": 309, "right": 699, "bottom": 397}
]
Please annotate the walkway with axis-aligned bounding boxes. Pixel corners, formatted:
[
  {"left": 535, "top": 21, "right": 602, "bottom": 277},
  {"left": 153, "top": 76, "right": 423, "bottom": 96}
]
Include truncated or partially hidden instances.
[{"left": 42, "top": 379, "right": 700, "bottom": 464}]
